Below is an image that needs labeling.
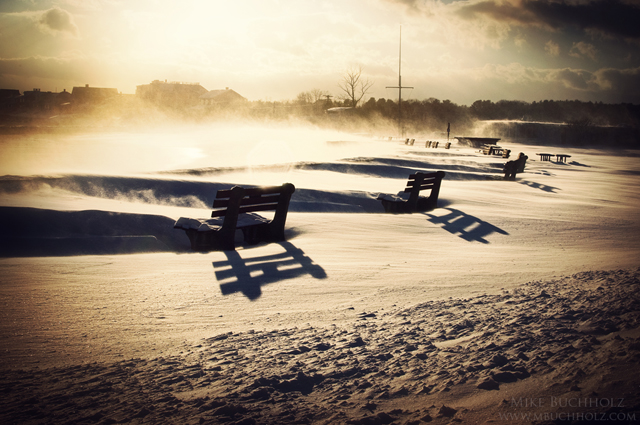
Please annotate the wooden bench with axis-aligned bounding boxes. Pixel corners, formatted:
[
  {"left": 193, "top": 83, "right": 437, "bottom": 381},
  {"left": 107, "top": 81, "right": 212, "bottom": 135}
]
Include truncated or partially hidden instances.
[
  {"left": 537, "top": 153, "right": 553, "bottom": 161},
  {"left": 377, "top": 171, "right": 445, "bottom": 213},
  {"left": 503, "top": 153, "right": 528, "bottom": 180},
  {"left": 405, "top": 138, "right": 415, "bottom": 145},
  {"left": 174, "top": 183, "right": 295, "bottom": 251},
  {"left": 482, "top": 145, "right": 502, "bottom": 155},
  {"left": 556, "top": 154, "right": 571, "bottom": 163}
]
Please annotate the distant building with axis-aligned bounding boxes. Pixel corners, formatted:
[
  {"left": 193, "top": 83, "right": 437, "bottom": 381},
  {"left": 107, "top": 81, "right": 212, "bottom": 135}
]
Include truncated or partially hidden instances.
[
  {"left": 71, "top": 84, "right": 119, "bottom": 106},
  {"left": 0, "top": 89, "right": 20, "bottom": 100},
  {"left": 22, "top": 88, "right": 73, "bottom": 111},
  {"left": 57, "top": 88, "right": 72, "bottom": 105},
  {"left": 0, "top": 89, "right": 21, "bottom": 110},
  {"left": 136, "top": 80, "right": 208, "bottom": 108},
  {"left": 200, "top": 88, "right": 246, "bottom": 106}
]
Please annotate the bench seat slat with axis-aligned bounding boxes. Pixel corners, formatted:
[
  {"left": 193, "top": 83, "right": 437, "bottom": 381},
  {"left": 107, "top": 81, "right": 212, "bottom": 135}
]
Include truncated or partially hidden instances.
[{"left": 175, "top": 213, "right": 271, "bottom": 232}]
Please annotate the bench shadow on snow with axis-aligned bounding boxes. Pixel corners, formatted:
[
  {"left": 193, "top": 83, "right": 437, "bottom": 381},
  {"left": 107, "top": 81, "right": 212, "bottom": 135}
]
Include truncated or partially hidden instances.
[
  {"left": 425, "top": 207, "right": 509, "bottom": 244},
  {"left": 518, "top": 180, "right": 560, "bottom": 193},
  {"left": 212, "top": 242, "right": 328, "bottom": 301}
]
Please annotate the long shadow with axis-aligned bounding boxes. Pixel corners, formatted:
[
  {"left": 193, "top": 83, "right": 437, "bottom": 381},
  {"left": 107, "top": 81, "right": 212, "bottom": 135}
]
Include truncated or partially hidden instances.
[
  {"left": 569, "top": 161, "right": 590, "bottom": 167},
  {"left": 425, "top": 208, "right": 509, "bottom": 244},
  {"left": 518, "top": 180, "right": 560, "bottom": 193},
  {"left": 212, "top": 242, "right": 327, "bottom": 300}
]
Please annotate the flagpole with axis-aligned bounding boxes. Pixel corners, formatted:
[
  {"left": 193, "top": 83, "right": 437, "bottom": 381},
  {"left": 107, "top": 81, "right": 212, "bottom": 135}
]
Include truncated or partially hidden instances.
[{"left": 387, "top": 25, "right": 413, "bottom": 137}]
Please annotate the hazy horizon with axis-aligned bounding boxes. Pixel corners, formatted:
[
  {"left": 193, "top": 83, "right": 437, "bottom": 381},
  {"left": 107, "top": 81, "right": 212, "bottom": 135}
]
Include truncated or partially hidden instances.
[{"left": 1, "top": 0, "right": 639, "bottom": 105}]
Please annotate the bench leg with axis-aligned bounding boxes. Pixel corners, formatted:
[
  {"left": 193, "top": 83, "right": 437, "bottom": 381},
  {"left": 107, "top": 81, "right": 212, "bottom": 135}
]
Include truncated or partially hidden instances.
[
  {"left": 241, "top": 223, "right": 285, "bottom": 245},
  {"left": 380, "top": 200, "right": 412, "bottom": 213},
  {"left": 183, "top": 229, "right": 236, "bottom": 252}
]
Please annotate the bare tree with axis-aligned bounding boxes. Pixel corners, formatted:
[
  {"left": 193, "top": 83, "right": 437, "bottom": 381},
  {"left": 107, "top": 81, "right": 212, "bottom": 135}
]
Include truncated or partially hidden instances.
[
  {"left": 338, "top": 66, "right": 373, "bottom": 108},
  {"left": 309, "top": 88, "right": 329, "bottom": 103},
  {"left": 296, "top": 91, "right": 312, "bottom": 105}
]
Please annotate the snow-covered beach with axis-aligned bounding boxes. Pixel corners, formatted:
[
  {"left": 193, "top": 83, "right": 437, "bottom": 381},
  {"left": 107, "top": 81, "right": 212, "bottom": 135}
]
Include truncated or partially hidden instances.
[{"left": 1, "top": 124, "right": 639, "bottom": 424}]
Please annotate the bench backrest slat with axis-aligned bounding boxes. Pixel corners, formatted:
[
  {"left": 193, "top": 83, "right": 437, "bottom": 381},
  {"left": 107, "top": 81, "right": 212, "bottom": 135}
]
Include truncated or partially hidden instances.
[
  {"left": 408, "top": 172, "right": 440, "bottom": 180},
  {"left": 211, "top": 183, "right": 295, "bottom": 218},
  {"left": 214, "top": 186, "right": 285, "bottom": 201},
  {"left": 212, "top": 198, "right": 232, "bottom": 209},
  {"left": 405, "top": 171, "right": 445, "bottom": 206},
  {"left": 404, "top": 183, "right": 436, "bottom": 193},
  {"left": 405, "top": 172, "right": 442, "bottom": 194},
  {"left": 240, "top": 195, "right": 281, "bottom": 206},
  {"left": 214, "top": 188, "right": 236, "bottom": 199},
  {"left": 238, "top": 203, "right": 279, "bottom": 214},
  {"left": 243, "top": 186, "right": 287, "bottom": 196}
]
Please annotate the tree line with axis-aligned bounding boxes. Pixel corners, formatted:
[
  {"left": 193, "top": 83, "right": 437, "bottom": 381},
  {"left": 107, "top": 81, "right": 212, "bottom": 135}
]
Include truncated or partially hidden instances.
[
  {"left": 285, "top": 95, "right": 640, "bottom": 135},
  {"left": 285, "top": 67, "right": 640, "bottom": 134}
]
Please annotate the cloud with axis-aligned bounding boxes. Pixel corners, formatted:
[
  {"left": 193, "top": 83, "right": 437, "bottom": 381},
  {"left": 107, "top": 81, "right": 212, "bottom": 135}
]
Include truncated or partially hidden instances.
[
  {"left": 513, "top": 34, "right": 527, "bottom": 50},
  {"left": 455, "top": 0, "right": 535, "bottom": 26},
  {"left": 543, "top": 66, "right": 640, "bottom": 98},
  {"left": 550, "top": 68, "right": 594, "bottom": 90},
  {"left": 0, "top": 55, "right": 84, "bottom": 80},
  {"left": 524, "top": 0, "right": 640, "bottom": 41},
  {"left": 570, "top": 41, "right": 597, "bottom": 61},
  {"left": 545, "top": 40, "right": 560, "bottom": 57},
  {"left": 38, "top": 7, "right": 79, "bottom": 37},
  {"left": 447, "top": 61, "right": 640, "bottom": 100},
  {"left": 387, "top": 0, "right": 640, "bottom": 44},
  {"left": 382, "top": 0, "right": 431, "bottom": 15},
  {"left": 453, "top": 0, "right": 640, "bottom": 41},
  {"left": 593, "top": 66, "right": 640, "bottom": 92}
]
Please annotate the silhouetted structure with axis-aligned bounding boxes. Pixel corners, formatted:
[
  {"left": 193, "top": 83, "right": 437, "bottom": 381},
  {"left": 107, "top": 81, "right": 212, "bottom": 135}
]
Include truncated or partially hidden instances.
[
  {"left": 377, "top": 171, "right": 445, "bottom": 213},
  {"left": 455, "top": 137, "right": 501, "bottom": 148},
  {"left": 136, "top": 80, "right": 207, "bottom": 108},
  {"left": 71, "top": 84, "right": 118, "bottom": 107},
  {"left": 386, "top": 26, "right": 413, "bottom": 137},
  {"left": 503, "top": 153, "right": 528, "bottom": 180},
  {"left": 0, "top": 89, "right": 21, "bottom": 109},
  {"left": 200, "top": 88, "right": 246, "bottom": 106},
  {"left": 174, "top": 183, "right": 295, "bottom": 251}
]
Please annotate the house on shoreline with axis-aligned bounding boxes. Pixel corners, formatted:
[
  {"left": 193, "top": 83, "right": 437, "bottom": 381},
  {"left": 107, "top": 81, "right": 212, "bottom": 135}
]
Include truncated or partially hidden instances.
[
  {"left": 136, "top": 80, "right": 207, "bottom": 108},
  {"left": 71, "top": 84, "right": 119, "bottom": 107},
  {"left": 200, "top": 88, "right": 246, "bottom": 106}
]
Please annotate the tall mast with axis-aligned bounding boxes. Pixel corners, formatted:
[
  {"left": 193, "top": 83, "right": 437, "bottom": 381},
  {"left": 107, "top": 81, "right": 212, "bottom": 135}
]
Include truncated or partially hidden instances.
[{"left": 387, "top": 25, "right": 413, "bottom": 137}]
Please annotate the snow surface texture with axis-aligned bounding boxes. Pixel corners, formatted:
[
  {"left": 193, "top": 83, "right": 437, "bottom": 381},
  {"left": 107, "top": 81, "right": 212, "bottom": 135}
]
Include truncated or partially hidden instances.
[{"left": 1, "top": 126, "right": 639, "bottom": 423}]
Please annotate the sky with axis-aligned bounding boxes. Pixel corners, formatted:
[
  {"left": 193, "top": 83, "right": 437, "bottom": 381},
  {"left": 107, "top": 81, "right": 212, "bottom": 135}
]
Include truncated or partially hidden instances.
[{"left": 1, "top": 0, "right": 639, "bottom": 105}]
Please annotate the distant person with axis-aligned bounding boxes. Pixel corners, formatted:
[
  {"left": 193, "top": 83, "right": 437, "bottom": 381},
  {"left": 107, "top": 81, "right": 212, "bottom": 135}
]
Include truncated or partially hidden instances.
[
  {"left": 503, "top": 152, "right": 528, "bottom": 180},
  {"left": 516, "top": 152, "right": 528, "bottom": 173}
]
